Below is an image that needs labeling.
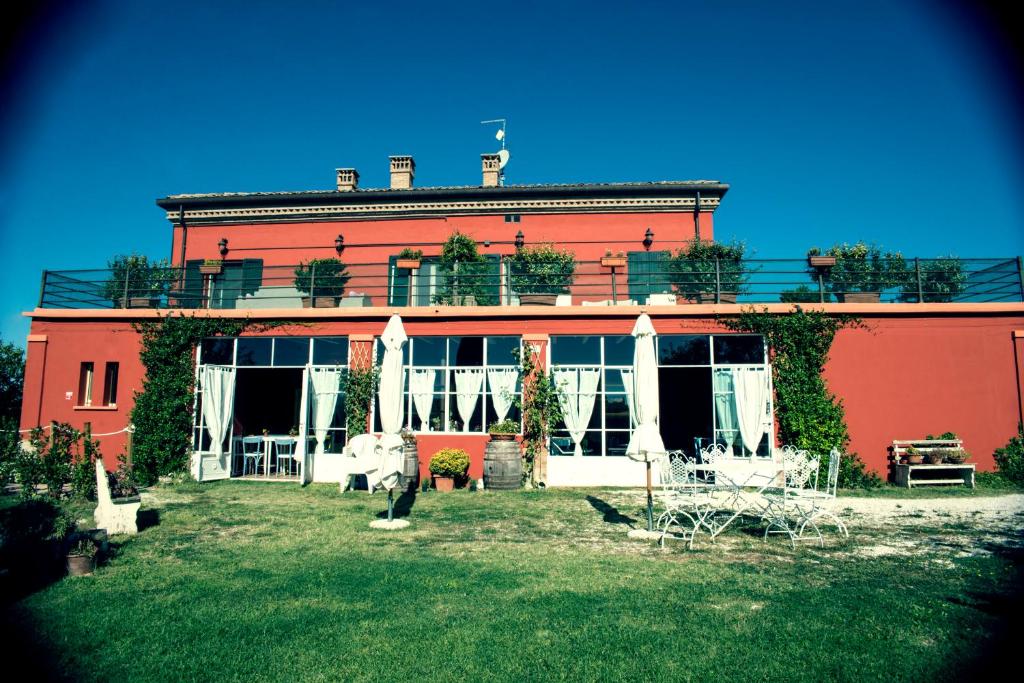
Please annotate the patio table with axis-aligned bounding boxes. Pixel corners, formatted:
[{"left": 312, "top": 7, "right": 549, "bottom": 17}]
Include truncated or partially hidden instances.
[{"left": 702, "top": 467, "right": 781, "bottom": 539}]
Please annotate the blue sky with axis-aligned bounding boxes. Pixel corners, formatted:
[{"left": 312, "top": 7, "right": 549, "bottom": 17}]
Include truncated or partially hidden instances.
[{"left": 1, "top": 0, "right": 1021, "bottom": 345}]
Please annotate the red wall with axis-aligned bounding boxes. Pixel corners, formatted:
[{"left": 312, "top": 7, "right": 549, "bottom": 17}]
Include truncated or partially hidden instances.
[{"left": 22, "top": 308, "right": 1024, "bottom": 479}]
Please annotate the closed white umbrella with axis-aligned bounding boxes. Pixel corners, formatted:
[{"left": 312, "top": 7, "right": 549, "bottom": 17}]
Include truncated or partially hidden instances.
[
  {"left": 625, "top": 313, "right": 665, "bottom": 530},
  {"left": 377, "top": 314, "right": 408, "bottom": 522}
]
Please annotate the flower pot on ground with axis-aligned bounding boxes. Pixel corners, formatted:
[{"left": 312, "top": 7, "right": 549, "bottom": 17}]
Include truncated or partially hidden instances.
[
  {"left": 508, "top": 244, "right": 576, "bottom": 303},
  {"left": 807, "top": 243, "right": 909, "bottom": 302},
  {"left": 428, "top": 448, "right": 470, "bottom": 492},
  {"left": 433, "top": 475, "right": 455, "bottom": 492},
  {"left": 294, "top": 258, "right": 350, "bottom": 304},
  {"left": 668, "top": 239, "right": 748, "bottom": 304},
  {"left": 485, "top": 420, "right": 523, "bottom": 490}
]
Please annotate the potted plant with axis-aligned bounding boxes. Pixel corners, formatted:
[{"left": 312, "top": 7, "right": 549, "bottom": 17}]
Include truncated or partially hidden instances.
[
  {"left": 898, "top": 256, "right": 966, "bottom": 303},
  {"left": 51, "top": 510, "right": 98, "bottom": 577},
  {"left": 940, "top": 448, "right": 970, "bottom": 464},
  {"left": 487, "top": 418, "right": 519, "bottom": 441},
  {"left": 395, "top": 248, "right": 423, "bottom": 270},
  {"left": 435, "top": 232, "right": 496, "bottom": 306},
  {"left": 294, "top": 257, "right": 350, "bottom": 307},
  {"left": 199, "top": 258, "right": 224, "bottom": 275},
  {"left": 102, "top": 254, "right": 173, "bottom": 308},
  {"left": 904, "top": 446, "right": 923, "bottom": 465},
  {"left": 807, "top": 242, "right": 909, "bottom": 303},
  {"left": 428, "top": 448, "right": 469, "bottom": 492},
  {"left": 668, "top": 239, "right": 747, "bottom": 303},
  {"left": 508, "top": 243, "right": 577, "bottom": 305},
  {"left": 600, "top": 250, "right": 627, "bottom": 268},
  {"left": 924, "top": 450, "right": 945, "bottom": 465}
]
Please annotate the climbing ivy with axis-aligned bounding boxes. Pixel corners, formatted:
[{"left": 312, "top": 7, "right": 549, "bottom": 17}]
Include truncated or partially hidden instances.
[
  {"left": 724, "top": 306, "right": 880, "bottom": 488},
  {"left": 341, "top": 366, "right": 379, "bottom": 437},
  {"left": 130, "top": 315, "right": 248, "bottom": 485},
  {"left": 513, "top": 346, "right": 564, "bottom": 484}
]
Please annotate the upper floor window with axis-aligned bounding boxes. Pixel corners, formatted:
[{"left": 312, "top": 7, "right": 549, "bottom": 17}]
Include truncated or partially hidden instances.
[
  {"left": 102, "top": 362, "right": 119, "bottom": 406},
  {"left": 504, "top": 214, "right": 521, "bottom": 223},
  {"left": 77, "top": 362, "right": 94, "bottom": 407}
]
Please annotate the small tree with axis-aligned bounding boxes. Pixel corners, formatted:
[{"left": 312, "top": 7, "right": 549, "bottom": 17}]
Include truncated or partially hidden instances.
[
  {"left": 507, "top": 244, "right": 577, "bottom": 294},
  {"left": 0, "top": 335, "right": 24, "bottom": 421},
  {"left": 293, "top": 258, "right": 351, "bottom": 299},
  {"left": 668, "top": 240, "right": 748, "bottom": 300},
  {"left": 436, "top": 232, "right": 496, "bottom": 305},
  {"left": 513, "top": 346, "right": 564, "bottom": 485},
  {"left": 102, "top": 254, "right": 173, "bottom": 306},
  {"left": 898, "top": 257, "right": 966, "bottom": 303},
  {"left": 808, "top": 242, "right": 909, "bottom": 298}
]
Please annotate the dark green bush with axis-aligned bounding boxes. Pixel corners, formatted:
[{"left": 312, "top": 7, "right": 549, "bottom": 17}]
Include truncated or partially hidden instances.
[
  {"left": 293, "top": 258, "right": 351, "bottom": 298},
  {"left": 993, "top": 425, "right": 1024, "bottom": 486},
  {"left": 669, "top": 239, "right": 748, "bottom": 298}
]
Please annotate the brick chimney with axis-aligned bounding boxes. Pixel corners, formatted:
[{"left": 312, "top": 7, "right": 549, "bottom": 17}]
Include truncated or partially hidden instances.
[
  {"left": 336, "top": 168, "right": 359, "bottom": 192},
  {"left": 389, "top": 156, "right": 415, "bottom": 190},
  {"left": 481, "top": 153, "right": 500, "bottom": 188}
]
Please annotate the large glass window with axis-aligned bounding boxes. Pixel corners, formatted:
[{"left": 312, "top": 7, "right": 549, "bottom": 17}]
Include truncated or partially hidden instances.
[
  {"left": 549, "top": 333, "right": 771, "bottom": 459},
  {"left": 386, "top": 335, "right": 521, "bottom": 433}
]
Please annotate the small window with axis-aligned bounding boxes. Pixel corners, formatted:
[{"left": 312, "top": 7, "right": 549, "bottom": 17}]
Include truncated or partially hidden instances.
[
  {"left": 78, "top": 362, "right": 94, "bottom": 406},
  {"left": 102, "top": 363, "right": 119, "bottom": 406},
  {"left": 504, "top": 214, "right": 521, "bottom": 223}
]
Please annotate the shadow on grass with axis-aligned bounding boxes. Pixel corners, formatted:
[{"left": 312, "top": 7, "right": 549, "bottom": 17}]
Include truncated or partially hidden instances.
[
  {"left": 137, "top": 508, "right": 160, "bottom": 532},
  {"left": 0, "top": 499, "right": 66, "bottom": 606},
  {"left": 586, "top": 495, "right": 639, "bottom": 529},
  {"left": 376, "top": 490, "right": 417, "bottom": 519}
]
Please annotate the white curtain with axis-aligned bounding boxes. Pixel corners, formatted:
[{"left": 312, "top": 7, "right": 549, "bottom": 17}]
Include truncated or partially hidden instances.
[
  {"left": 553, "top": 368, "right": 601, "bottom": 457},
  {"left": 713, "top": 369, "right": 739, "bottom": 449},
  {"left": 311, "top": 367, "right": 342, "bottom": 456},
  {"left": 454, "top": 368, "right": 484, "bottom": 431},
  {"left": 626, "top": 313, "right": 666, "bottom": 461},
  {"left": 378, "top": 314, "right": 408, "bottom": 436},
  {"left": 201, "top": 365, "right": 236, "bottom": 460},
  {"left": 620, "top": 369, "right": 636, "bottom": 428},
  {"left": 410, "top": 369, "right": 436, "bottom": 430},
  {"left": 733, "top": 367, "right": 769, "bottom": 455},
  {"left": 487, "top": 368, "right": 519, "bottom": 422}
]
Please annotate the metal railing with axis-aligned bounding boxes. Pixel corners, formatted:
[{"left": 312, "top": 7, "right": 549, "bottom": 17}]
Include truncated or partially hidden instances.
[{"left": 37, "top": 256, "right": 1024, "bottom": 310}]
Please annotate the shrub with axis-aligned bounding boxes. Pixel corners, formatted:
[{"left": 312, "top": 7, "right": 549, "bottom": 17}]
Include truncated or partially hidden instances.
[
  {"left": 436, "top": 232, "right": 496, "bottom": 305},
  {"left": 69, "top": 434, "right": 100, "bottom": 501},
  {"left": 993, "top": 425, "right": 1024, "bottom": 486},
  {"left": 488, "top": 419, "right": 519, "bottom": 435},
  {"left": 102, "top": 254, "right": 173, "bottom": 305},
  {"left": 668, "top": 239, "right": 747, "bottom": 298},
  {"left": 808, "top": 242, "right": 909, "bottom": 297},
  {"left": 507, "top": 244, "right": 577, "bottom": 294},
  {"left": 293, "top": 258, "right": 351, "bottom": 298},
  {"left": 397, "top": 248, "right": 423, "bottom": 260},
  {"left": 899, "top": 257, "right": 966, "bottom": 303},
  {"left": 429, "top": 448, "right": 470, "bottom": 478}
]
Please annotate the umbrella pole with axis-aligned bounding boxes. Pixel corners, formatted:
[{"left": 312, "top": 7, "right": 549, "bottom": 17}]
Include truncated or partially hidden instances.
[
  {"left": 646, "top": 460, "right": 654, "bottom": 532},
  {"left": 387, "top": 490, "right": 394, "bottom": 522}
]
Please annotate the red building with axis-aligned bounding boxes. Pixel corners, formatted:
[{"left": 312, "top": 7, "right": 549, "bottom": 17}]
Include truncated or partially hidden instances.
[{"left": 19, "top": 154, "right": 1024, "bottom": 486}]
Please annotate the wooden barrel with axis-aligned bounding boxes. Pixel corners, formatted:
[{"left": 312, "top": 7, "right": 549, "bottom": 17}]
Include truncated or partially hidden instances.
[
  {"left": 484, "top": 439, "right": 523, "bottom": 490},
  {"left": 402, "top": 442, "right": 420, "bottom": 492}
]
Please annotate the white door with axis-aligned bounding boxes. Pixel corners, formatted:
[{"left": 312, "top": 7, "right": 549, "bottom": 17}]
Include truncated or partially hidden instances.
[{"left": 298, "top": 366, "right": 312, "bottom": 485}]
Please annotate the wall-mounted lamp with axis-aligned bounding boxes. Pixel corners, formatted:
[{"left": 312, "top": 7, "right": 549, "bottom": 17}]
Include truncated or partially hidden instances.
[
  {"left": 335, "top": 234, "right": 345, "bottom": 254},
  {"left": 218, "top": 238, "right": 229, "bottom": 256},
  {"left": 514, "top": 230, "right": 525, "bottom": 249},
  {"left": 642, "top": 228, "right": 654, "bottom": 250}
]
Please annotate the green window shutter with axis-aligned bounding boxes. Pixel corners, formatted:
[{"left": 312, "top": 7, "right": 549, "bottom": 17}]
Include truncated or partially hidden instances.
[
  {"left": 181, "top": 260, "right": 203, "bottom": 308},
  {"left": 241, "top": 258, "right": 264, "bottom": 297},
  {"left": 388, "top": 255, "right": 411, "bottom": 306},
  {"left": 627, "top": 251, "right": 671, "bottom": 301},
  {"left": 214, "top": 264, "right": 244, "bottom": 309}
]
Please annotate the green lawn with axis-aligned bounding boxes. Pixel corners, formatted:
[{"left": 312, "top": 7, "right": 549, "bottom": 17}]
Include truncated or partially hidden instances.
[{"left": 2, "top": 482, "right": 1022, "bottom": 682}]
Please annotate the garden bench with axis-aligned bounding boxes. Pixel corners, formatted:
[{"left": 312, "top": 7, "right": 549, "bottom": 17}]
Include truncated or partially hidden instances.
[
  {"left": 94, "top": 459, "right": 141, "bottom": 535},
  {"left": 888, "top": 439, "right": 975, "bottom": 489}
]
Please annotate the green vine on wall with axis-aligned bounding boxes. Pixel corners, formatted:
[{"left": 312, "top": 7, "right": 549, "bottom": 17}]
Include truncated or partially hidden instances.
[
  {"left": 724, "top": 306, "right": 880, "bottom": 488},
  {"left": 513, "top": 346, "right": 564, "bottom": 484},
  {"left": 130, "top": 315, "right": 251, "bottom": 485},
  {"left": 341, "top": 366, "right": 380, "bottom": 437}
]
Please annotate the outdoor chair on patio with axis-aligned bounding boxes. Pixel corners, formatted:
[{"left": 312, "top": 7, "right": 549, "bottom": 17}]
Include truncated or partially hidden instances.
[
  {"left": 656, "top": 451, "right": 718, "bottom": 550},
  {"left": 274, "top": 438, "right": 297, "bottom": 477},
  {"left": 241, "top": 436, "right": 264, "bottom": 476},
  {"left": 789, "top": 448, "right": 849, "bottom": 543},
  {"left": 761, "top": 446, "right": 819, "bottom": 547}
]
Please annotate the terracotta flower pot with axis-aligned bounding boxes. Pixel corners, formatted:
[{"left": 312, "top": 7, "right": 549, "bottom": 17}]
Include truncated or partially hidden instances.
[
  {"left": 489, "top": 433, "right": 517, "bottom": 441},
  {"left": 692, "top": 292, "right": 738, "bottom": 304},
  {"left": 808, "top": 256, "right": 836, "bottom": 268},
  {"left": 67, "top": 554, "right": 95, "bottom": 577},
  {"left": 837, "top": 292, "right": 880, "bottom": 303},
  {"left": 519, "top": 293, "right": 558, "bottom": 306},
  {"left": 396, "top": 259, "right": 422, "bottom": 269},
  {"left": 433, "top": 475, "right": 455, "bottom": 492},
  {"left": 600, "top": 256, "right": 627, "bottom": 268},
  {"left": 905, "top": 454, "right": 924, "bottom": 465}
]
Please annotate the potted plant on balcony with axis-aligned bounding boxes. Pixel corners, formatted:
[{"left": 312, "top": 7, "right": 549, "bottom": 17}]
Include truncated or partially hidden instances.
[
  {"left": 294, "top": 257, "right": 351, "bottom": 307},
  {"left": 102, "top": 254, "right": 173, "bottom": 308},
  {"left": 508, "top": 243, "right": 577, "bottom": 305},
  {"left": 808, "top": 242, "right": 909, "bottom": 303},
  {"left": 435, "top": 232, "right": 495, "bottom": 305},
  {"left": 897, "top": 256, "right": 966, "bottom": 303},
  {"left": 668, "top": 239, "right": 747, "bottom": 303},
  {"left": 395, "top": 248, "right": 423, "bottom": 270},
  {"left": 600, "top": 250, "right": 627, "bottom": 268},
  {"left": 429, "top": 448, "right": 469, "bottom": 492},
  {"left": 199, "top": 258, "right": 224, "bottom": 275}
]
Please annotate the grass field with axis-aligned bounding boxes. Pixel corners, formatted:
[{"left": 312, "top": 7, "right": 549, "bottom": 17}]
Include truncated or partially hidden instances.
[{"left": 2, "top": 481, "right": 1022, "bottom": 682}]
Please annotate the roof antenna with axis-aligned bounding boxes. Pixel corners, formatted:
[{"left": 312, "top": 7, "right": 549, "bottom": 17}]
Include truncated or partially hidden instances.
[{"left": 481, "top": 118, "right": 509, "bottom": 186}]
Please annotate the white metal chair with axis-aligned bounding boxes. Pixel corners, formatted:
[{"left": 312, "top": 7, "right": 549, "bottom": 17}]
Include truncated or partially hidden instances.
[
  {"left": 791, "top": 448, "right": 849, "bottom": 542},
  {"left": 274, "top": 438, "right": 297, "bottom": 477},
  {"left": 761, "top": 446, "right": 819, "bottom": 547},
  {"left": 656, "top": 451, "right": 721, "bottom": 549},
  {"left": 241, "top": 436, "right": 264, "bottom": 476}
]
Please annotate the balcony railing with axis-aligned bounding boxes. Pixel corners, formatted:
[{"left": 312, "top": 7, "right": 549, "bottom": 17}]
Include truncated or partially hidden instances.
[{"left": 37, "top": 256, "right": 1024, "bottom": 310}]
